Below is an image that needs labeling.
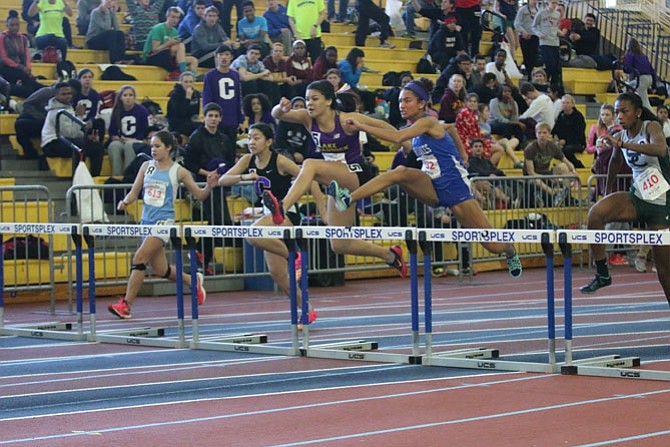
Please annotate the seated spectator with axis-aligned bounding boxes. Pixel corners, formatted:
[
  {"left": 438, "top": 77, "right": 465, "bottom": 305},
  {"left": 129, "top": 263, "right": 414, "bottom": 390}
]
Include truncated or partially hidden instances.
[
  {"left": 86, "top": 0, "right": 130, "bottom": 64},
  {"left": 470, "top": 53, "right": 487, "bottom": 88},
  {"left": 107, "top": 85, "right": 150, "bottom": 176},
  {"left": 468, "top": 138, "right": 512, "bottom": 209},
  {"left": 658, "top": 104, "right": 670, "bottom": 145},
  {"left": 566, "top": 13, "right": 599, "bottom": 69},
  {"left": 404, "top": 0, "right": 445, "bottom": 39},
  {"left": 325, "top": 68, "right": 343, "bottom": 91},
  {"left": 433, "top": 53, "right": 476, "bottom": 102},
  {"left": 73, "top": 68, "right": 105, "bottom": 143},
  {"left": 337, "top": 47, "right": 377, "bottom": 112},
  {"left": 286, "top": 39, "right": 312, "bottom": 98},
  {"left": 0, "top": 11, "right": 44, "bottom": 98},
  {"left": 242, "top": 92, "right": 275, "bottom": 131},
  {"left": 530, "top": 67, "right": 549, "bottom": 93},
  {"left": 485, "top": 49, "right": 512, "bottom": 86},
  {"left": 548, "top": 83, "right": 564, "bottom": 118},
  {"left": 478, "top": 102, "right": 522, "bottom": 167},
  {"left": 471, "top": 72, "right": 499, "bottom": 106},
  {"left": 264, "top": 0, "right": 292, "bottom": 55},
  {"left": 382, "top": 71, "right": 413, "bottom": 128},
  {"left": 237, "top": 0, "right": 270, "bottom": 57},
  {"left": 519, "top": 81, "right": 555, "bottom": 130},
  {"left": 355, "top": 0, "right": 395, "bottom": 48},
  {"left": 76, "top": 0, "right": 100, "bottom": 35},
  {"left": 274, "top": 96, "right": 312, "bottom": 163},
  {"left": 231, "top": 43, "right": 273, "bottom": 97},
  {"left": 523, "top": 122, "right": 578, "bottom": 207},
  {"left": 142, "top": 7, "right": 198, "bottom": 80},
  {"left": 489, "top": 84, "right": 526, "bottom": 141},
  {"left": 437, "top": 73, "right": 466, "bottom": 123},
  {"left": 41, "top": 81, "right": 104, "bottom": 176},
  {"left": 177, "top": 0, "right": 206, "bottom": 43},
  {"left": 455, "top": 93, "right": 508, "bottom": 166},
  {"left": 191, "top": 6, "right": 240, "bottom": 68},
  {"left": 552, "top": 94, "right": 586, "bottom": 168},
  {"left": 586, "top": 103, "right": 620, "bottom": 154},
  {"left": 311, "top": 46, "right": 337, "bottom": 80},
  {"left": 28, "top": 0, "right": 71, "bottom": 60},
  {"left": 167, "top": 71, "right": 201, "bottom": 138},
  {"left": 427, "top": 16, "right": 465, "bottom": 71},
  {"left": 262, "top": 42, "right": 291, "bottom": 102},
  {"left": 126, "top": 0, "right": 166, "bottom": 51}
]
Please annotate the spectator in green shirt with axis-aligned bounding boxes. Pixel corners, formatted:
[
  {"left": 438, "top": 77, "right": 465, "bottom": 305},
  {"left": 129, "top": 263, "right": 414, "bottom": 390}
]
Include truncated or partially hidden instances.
[{"left": 142, "top": 6, "right": 198, "bottom": 79}]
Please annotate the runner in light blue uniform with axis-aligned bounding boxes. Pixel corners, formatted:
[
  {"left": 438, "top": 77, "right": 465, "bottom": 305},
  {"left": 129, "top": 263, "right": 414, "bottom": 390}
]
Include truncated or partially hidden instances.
[{"left": 327, "top": 77, "right": 523, "bottom": 278}]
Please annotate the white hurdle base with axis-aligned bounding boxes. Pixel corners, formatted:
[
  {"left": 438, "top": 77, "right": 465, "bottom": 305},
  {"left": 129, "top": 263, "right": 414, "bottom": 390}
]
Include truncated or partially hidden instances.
[
  {"left": 423, "top": 354, "right": 557, "bottom": 373},
  {"left": 2, "top": 321, "right": 88, "bottom": 341},
  {"left": 303, "top": 339, "right": 421, "bottom": 364},
  {"left": 561, "top": 364, "right": 670, "bottom": 381},
  {"left": 429, "top": 347, "right": 500, "bottom": 360},
  {"left": 92, "top": 327, "right": 186, "bottom": 348}
]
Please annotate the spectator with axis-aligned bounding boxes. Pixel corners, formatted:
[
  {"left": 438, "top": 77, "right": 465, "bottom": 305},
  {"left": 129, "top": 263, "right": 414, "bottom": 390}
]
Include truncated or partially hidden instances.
[
  {"left": 355, "top": 0, "right": 395, "bottom": 49},
  {"left": 427, "top": 16, "right": 465, "bottom": 71},
  {"left": 485, "top": 49, "right": 512, "bottom": 86},
  {"left": 287, "top": 0, "right": 327, "bottom": 62},
  {"left": 107, "top": 85, "right": 150, "bottom": 176},
  {"left": 518, "top": 81, "right": 555, "bottom": 129},
  {"left": 657, "top": 104, "right": 670, "bottom": 145},
  {"left": 76, "top": 0, "right": 100, "bottom": 35},
  {"left": 202, "top": 45, "right": 244, "bottom": 145},
  {"left": 262, "top": 42, "right": 291, "bottom": 101},
  {"left": 15, "top": 83, "right": 66, "bottom": 161},
  {"left": 470, "top": 53, "right": 487, "bottom": 87},
  {"left": 622, "top": 36, "right": 657, "bottom": 112},
  {"left": 219, "top": 0, "right": 242, "bottom": 37},
  {"left": 404, "top": 0, "right": 445, "bottom": 39},
  {"left": 28, "top": 0, "right": 72, "bottom": 60},
  {"left": 455, "top": 92, "right": 509, "bottom": 165},
  {"left": 515, "top": 0, "right": 540, "bottom": 79},
  {"left": 338, "top": 47, "right": 376, "bottom": 112},
  {"left": 167, "top": 71, "right": 202, "bottom": 137},
  {"left": 311, "top": 45, "right": 337, "bottom": 80},
  {"left": 191, "top": 6, "right": 240, "bottom": 68},
  {"left": 264, "top": 0, "right": 292, "bottom": 55},
  {"left": 523, "top": 121, "right": 577, "bottom": 207},
  {"left": 532, "top": 0, "right": 561, "bottom": 88},
  {"left": 489, "top": 83, "right": 526, "bottom": 141},
  {"left": 285, "top": 39, "right": 312, "bottom": 98},
  {"left": 530, "top": 66, "right": 549, "bottom": 92},
  {"left": 86, "top": 0, "right": 130, "bottom": 64},
  {"left": 178, "top": 0, "right": 206, "bottom": 42},
  {"left": 455, "top": 0, "right": 482, "bottom": 55},
  {"left": 566, "top": 12, "right": 599, "bottom": 69},
  {"left": 182, "top": 102, "right": 235, "bottom": 272},
  {"left": 242, "top": 93, "right": 275, "bottom": 131},
  {"left": 327, "top": 0, "right": 348, "bottom": 23},
  {"left": 231, "top": 43, "right": 273, "bottom": 97},
  {"left": 275, "top": 96, "right": 312, "bottom": 163},
  {"left": 324, "top": 68, "right": 342, "bottom": 91},
  {"left": 434, "top": 53, "right": 475, "bottom": 101},
  {"left": 126, "top": 0, "right": 166, "bottom": 51},
  {"left": 382, "top": 71, "right": 413, "bottom": 128},
  {"left": 495, "top": 0, "right": 518, "bottom": 56},
  {"left": 551, "top": 94, "right": 586, "bottom": 168},
  {"left": 468, "top": 138, "right": 512, "bottom": 209},
  {"left": 556, "top": 2, "right": 571, "bottom": 39},
  {"left": 237, "top": 0, "right": 270, "bottom": 57},
  {"left": 0, "top": 11, "right": 44, "bottom": 98},
  {"left": 471, "top": 72, "right": 499, "bottom": 105},
  {"left": 437, "top": 73, "right": 466, "bottom": 123},
  {"left": 586, "top": 103, "right": 621, "bottom": 154},
  {"left": 143, "top": 7, "right": 198, "bottom": 80},
  {"left": 73, "top": 68, "right": 105, "bottom": 143},
  {"left": 41, "top": 81, "right": 104, "bottom": 176},
  {"left": 478, "top": 102, "right": 520, "bottom": 156}
]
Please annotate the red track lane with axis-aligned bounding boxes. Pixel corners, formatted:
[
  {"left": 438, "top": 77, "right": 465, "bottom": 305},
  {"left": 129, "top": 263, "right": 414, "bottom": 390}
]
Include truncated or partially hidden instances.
[{"left": 2, "top": 373, "right": 670, "bottom": 447}]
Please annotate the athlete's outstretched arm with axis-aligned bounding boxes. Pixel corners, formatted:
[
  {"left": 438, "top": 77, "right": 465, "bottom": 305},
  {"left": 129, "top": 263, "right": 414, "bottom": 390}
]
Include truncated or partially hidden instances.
[{"left": 346, "top": 116, "right": 436, "bottom": 144}]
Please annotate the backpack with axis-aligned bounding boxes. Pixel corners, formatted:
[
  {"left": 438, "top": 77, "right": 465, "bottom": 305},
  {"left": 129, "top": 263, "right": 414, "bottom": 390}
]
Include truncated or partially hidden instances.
[
  {"left": 382, "top": 71, "right": 401, "bottom": 87},
  {"left": 141, "top": 97, "right": 163, "bottom": 115},
  {"left": 41, "top": 46, "right": 59, "bottom": 64},
  {"left": 56, "top": 60, "right": 77, "bottom": 81},
  {"left": 417, "top": 54, "right": 438, "bottom": 74},
  {"left": 3, "top": 235, "right": 50, "bottom": 260}
]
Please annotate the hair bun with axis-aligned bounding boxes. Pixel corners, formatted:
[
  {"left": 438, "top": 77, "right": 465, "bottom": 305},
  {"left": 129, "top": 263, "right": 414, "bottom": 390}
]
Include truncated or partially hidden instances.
[{"left": 8, "top": 9, "right": 19, "bottom": 18}]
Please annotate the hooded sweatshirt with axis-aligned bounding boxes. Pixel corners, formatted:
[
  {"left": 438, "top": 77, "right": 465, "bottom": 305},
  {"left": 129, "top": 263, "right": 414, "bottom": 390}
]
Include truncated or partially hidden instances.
[{"left": 41, "top": 96, "right": 85, "bottom": 147}]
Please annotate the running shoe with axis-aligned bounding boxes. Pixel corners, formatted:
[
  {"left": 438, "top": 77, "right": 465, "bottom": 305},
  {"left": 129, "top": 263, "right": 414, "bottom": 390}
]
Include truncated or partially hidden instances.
[
  {"left": 294, "top": 252, "right": 302, "bottom": 283},
  {"left": 108, "top": 297, "right": 131, "bottom": 319},
  {"left": 580, "top": 274, "right": 612, "bottom": 294},
  {"left": 634, "top": 256, "right": 647, "bottom": 273},
  {"left": 388, "top": 245, "right": 407, "bottom": 278},
  {"left": 297, "top": 308, "right": 318, "bottom": 331},
  {"left": 262, "top": 190, "right": 285, "bottom": 224},
  {"left": 507, "top": 253, "right": 523, "bottom": 278},
  {"left": 608, "top": 253, "right": 627, "bottom": 266},
  {"left": 326, "top": 180, "right": 351, "bottom": 212},
  {"left": 196, "top": 272, "right": 206, "bottom": 305}
]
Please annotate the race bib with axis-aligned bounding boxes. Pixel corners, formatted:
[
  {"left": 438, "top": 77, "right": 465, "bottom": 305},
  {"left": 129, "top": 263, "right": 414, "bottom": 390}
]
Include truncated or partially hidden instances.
[
  {"left": 421, "top": 154, "right": 442, "bottom": 179},
  {"left": 636, "top": 166, "right": 670, "bottom": 201},
  {"left": 144, "top": 180, "right": 167, "bottom": 207}
]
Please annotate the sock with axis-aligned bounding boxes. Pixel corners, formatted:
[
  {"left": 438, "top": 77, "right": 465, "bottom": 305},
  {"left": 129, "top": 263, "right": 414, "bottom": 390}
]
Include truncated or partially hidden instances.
[
  {"left": 387, "top": 249, "right": 397, "bottom": 266},
  {"left": 178, "top": 62, "right": 188, "bottom": 73},
  {"left": 595, "top": 259, "right": 609, "bottom": 277}
]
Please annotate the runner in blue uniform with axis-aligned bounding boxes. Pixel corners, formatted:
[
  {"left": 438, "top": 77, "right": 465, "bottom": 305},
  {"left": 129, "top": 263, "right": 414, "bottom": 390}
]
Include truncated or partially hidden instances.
[
  {"left": 108, "top": 130, "right": 219, "bottom": 319},
  {"left": 581, "top": 92, "right": 670, "bottom": 302},
  {"left": 327, "top": 77, "right": 523, "bottom": 277}
]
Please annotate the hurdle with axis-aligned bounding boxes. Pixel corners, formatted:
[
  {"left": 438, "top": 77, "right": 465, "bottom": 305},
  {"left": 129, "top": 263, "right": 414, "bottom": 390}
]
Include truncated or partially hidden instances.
[
  {"left": 182, "top": 224, "right": 301, "bottom": 356},
  {"left": 0, "top": 223, "right": 87, "bottom": 341},
  {"left": 558, "top": 229, "right": 670, "bottom": 381},
  {"left": 297, "top": 226, "right": 422, "bottom": 365},
  {"left": 420, "top": 228, "right": 562, "bottom": 373},
  {"left": 83, "top": 224, "right": 188, "bottom": 348}
]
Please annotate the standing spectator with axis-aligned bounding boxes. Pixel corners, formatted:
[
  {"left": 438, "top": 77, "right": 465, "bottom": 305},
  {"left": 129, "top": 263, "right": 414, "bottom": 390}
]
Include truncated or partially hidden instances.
[
  {"left": 622, "top": 37, "right": 657, "bottom": 113},
  {"left": 178, "top": 0, "right": 207, "bottom": 42},
  {"left": 264, "top": 0, "right": 292, "bottom": 55},
  {"left": 286, "top": 39, "right": 312, "bottom": 98},
  {"left": 586, "top": 103, "right": 621, "bottom": 154},
  {"left": 231, "top": 43, "right": 273, "bottom": 97},
  {"left": 455, "top": 0, "right": 481, "bottom": 55},
  {"left": 428, "top": 16, "right": 465, "bottom": 71},
  {"left": 328, "top": 0, "right": 349, "bottom": 23},
  {"left": 142, "top": 7, "right": 198, "bottom": 79},
  {"left": 551, "top": 94, "right": 587, "bottom": 168},
  {"left": 311, "top": 45, "right": 337, "bottom": 80},
  {"left": 28, "top": 0, "right": 72, "bottom": 60},
  {"left": 107, "top": 85, "right": 150, "bottom": 176},
  {"left": 355, "top": 0, "right": 396, "bottom": 49},
  {"left": 288, "top": 0, "right": 327, "bottom": 62},
  {"left": 515, "top": 0, "right": 539, "bottom": 79},
  {"left": 191, "top": 6, "right": 239, "bottom": 68},
  {"left": 202, "top": 45, "right": 244, "bottom": 145},
  {"left": 404, "top": 0, "right": 445, "bottom": 39},
  {"left": 86, "top": 0, "right": 129, "bottom": 64},
  {"left": 275, "top": 96, "right": 312, "bottom": 163},
  {"left": 219, "top": 0, "right": 242, "bottom": 37},
  {"left": 126, "top": 0, "right": 166, "bottom": 51},
  {"left": 76, "top": 0, "right": 100, "bottom": 35},
  {"left": 167, "top": 71, "right": 202, "bottom": 137},
  {"left": 237, "top": 0, "right": 270, "bottom": 57},
  {"left": 495, "top": 0, "right": 518, "bottom": 56},
  {"left": 438, "top": 73, "right": 466, "bottom": 123},
  {"left": 532, "top": 0, "right": 561, "bottom": 88},
  {"left": 518, "top": 81, "right": 555, "bottom": 129},
  {"left": 0, "top": 11, "right": 44, "bottom": 98}
]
